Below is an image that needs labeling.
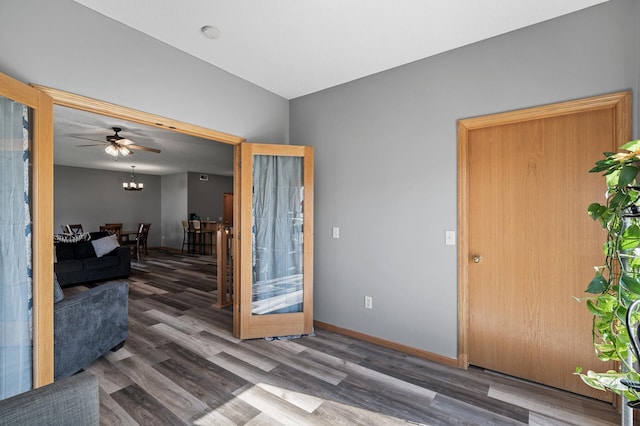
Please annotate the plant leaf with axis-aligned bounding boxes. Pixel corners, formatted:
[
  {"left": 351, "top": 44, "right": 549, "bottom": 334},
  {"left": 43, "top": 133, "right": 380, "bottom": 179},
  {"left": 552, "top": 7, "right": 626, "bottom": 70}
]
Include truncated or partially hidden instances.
[
  {"left": 619, "top": 165, "right": 639, "bottom": 187},
  {"left": 621, "top": 140, "right": 640, "bottom": 151},
  {"left": 588, "top": 203, "right": 607, "bottom": 221},
  {"left": 586, "top": 273, "right": 609, "bottom": 294},
  {"left": 621, "top": 224, "right": 640, "bottom": 250}
]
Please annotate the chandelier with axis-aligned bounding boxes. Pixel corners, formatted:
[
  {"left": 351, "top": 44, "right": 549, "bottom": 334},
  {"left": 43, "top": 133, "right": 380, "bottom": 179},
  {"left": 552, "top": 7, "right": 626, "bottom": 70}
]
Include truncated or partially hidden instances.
[{"left": 123, "top": 166, "right": 143, "bottom": 191}]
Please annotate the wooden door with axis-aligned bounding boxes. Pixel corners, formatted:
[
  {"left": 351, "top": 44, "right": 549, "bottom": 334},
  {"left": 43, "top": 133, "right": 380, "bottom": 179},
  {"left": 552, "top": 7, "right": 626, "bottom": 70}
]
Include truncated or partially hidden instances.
[
  {"left": 236, "top": 143, "right": 314, "bottom": 339},
  {"left": 458, "top": 92, "right": 631, "bottom": 402}
]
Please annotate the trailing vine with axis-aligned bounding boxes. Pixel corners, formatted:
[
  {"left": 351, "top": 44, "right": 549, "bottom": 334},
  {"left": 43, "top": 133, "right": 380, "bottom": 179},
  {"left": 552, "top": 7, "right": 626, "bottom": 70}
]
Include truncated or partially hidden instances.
[{"left": 576, "top": 140, "right": 640, "bottom": 401}]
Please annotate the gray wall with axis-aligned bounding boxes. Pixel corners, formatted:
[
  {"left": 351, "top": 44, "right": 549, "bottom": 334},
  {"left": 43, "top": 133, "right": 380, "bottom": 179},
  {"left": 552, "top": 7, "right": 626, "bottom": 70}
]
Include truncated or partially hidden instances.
[
  {"left": 187, "top": 172, "right": 234, "bottom": 222},
  {"left": 290, "top": 0, "right": 640, "bottom": 358},
  {"left": 161, "top": 173, "right": 188, "bottom": 249},
  {"left": 54, "top": 166, "right": 162, "bottom": 246},
  {"left": 4, "top": 0, "right": 640, "bottom": 360},
  {"left": 0, "top": 0, "right": 289, "bottom": 145}
]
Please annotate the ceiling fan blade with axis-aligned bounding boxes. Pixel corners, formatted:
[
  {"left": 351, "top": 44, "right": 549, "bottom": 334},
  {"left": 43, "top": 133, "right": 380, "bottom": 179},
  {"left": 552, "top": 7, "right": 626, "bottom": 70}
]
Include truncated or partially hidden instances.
[
  {"left": 70, "top": 135, "right": 106, "bottom": 143},
  {"left": 129, "top": 144, "right": 161, "bottom": 154}
]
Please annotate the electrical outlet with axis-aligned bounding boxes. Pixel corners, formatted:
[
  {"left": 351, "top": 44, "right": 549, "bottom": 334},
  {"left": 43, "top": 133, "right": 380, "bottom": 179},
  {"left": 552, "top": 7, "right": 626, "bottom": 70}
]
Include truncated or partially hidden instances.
[
  {"left": 364, "top": 296, "right": 373, "bottom": 309},
  {"left": 332, "top": 227, "right": 340, "bottom": 238}
]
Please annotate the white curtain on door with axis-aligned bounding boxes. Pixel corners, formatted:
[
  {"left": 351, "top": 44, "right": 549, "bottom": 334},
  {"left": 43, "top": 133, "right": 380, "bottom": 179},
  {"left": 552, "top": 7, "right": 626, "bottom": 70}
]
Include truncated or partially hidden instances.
[
  {"left": 0, "top": 96, "right": 32, "bottom": 399},
  {"left": 252, "top": 155, "right": 304, "bottom": 314}
]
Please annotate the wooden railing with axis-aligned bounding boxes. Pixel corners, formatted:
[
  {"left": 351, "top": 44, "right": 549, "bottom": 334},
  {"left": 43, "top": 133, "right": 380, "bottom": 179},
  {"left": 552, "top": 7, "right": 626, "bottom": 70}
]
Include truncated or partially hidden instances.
[{"left": 214, "top": 223, "right": 233, "bottom": 307}]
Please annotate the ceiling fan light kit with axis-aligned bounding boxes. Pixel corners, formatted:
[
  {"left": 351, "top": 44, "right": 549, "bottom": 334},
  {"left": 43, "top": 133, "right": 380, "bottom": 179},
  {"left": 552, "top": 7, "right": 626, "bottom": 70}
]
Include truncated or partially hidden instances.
[
  {"left": 72, "top": 126, "right": 161, "bottom": 158},
  {"left": 105, "top": 143, "right": 131, "bottom": 157},
  {"left": 123, "top": 165, "right": 143, "bottom": 191}
]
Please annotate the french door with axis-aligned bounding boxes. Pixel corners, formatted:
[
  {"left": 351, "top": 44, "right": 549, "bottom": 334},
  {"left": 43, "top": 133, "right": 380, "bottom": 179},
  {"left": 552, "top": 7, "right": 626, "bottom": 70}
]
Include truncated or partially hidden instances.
[
  {"left": 236, "top": 143, "right": 314, "bottom": 339},
  {"left": 0, "top": 71, "right": 313, "bottom": 396},
  {"left": 0, "top": 72, "right": 54, "bottom": 393}
]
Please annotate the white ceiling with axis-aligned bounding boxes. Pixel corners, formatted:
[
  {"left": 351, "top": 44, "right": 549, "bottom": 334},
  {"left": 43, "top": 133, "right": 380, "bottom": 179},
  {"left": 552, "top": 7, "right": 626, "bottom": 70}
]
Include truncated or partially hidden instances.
[
  {"left": 72, "top": 0, "right": 607, "bottom": 100},
  {"left": 54, "top": 105, "right": 234, "bottom": 176},
  {"left": 58, "top": 0, "right": 607, "bottom": 176}
]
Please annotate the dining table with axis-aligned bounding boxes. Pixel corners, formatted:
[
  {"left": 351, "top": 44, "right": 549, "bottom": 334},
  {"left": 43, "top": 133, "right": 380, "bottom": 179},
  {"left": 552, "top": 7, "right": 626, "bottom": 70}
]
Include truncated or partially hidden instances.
[{"left": 119, "top": 229, "right": 139, "bottom": 243}]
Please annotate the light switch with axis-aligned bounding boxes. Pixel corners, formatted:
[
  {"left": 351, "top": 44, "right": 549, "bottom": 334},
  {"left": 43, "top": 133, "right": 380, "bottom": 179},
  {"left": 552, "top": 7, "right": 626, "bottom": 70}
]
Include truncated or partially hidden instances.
[
  {"left": 445, "top": 230, "right": 456, "bottom": 245},
  {"left": 332, "top": 227, "right": 340, "bottom": 238}
]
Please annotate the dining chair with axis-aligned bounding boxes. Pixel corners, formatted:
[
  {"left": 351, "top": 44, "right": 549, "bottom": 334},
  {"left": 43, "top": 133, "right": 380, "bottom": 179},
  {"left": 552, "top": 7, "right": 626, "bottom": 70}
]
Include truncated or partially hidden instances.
[
  {"left": 99, "top": 224, "right": 123, "bottom": 244},
  {"left": 65, "top": 224, "right": 84, "bottom": 235},
  {"left": 138, "top": 223, "right": 151, "bottom": 257},
  {"left": 124, "top": 223, "right": 151, "bottom": 260},
  {"left": 134, "top": 223, "right": 151, "bottom": 260}
]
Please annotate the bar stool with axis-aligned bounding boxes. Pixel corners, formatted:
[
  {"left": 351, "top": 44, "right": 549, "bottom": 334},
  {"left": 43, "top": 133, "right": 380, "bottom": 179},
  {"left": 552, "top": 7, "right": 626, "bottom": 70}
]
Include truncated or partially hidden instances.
[{"left": 181, "top": 220, "right": 196, "bottom": 254}]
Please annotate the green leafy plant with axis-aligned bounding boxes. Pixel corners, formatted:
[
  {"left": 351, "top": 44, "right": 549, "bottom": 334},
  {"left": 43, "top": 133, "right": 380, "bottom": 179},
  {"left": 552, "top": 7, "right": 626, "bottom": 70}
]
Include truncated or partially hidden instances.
[{"left": 576, "top": 140, "right": 640, "bottom": 402}]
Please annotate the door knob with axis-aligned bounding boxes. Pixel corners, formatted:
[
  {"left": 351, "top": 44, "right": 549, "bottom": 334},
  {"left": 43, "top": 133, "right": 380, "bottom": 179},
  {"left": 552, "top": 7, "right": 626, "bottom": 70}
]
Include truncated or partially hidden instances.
[{"left": 472, "top": 255, "right": 482, "bottom": 263}]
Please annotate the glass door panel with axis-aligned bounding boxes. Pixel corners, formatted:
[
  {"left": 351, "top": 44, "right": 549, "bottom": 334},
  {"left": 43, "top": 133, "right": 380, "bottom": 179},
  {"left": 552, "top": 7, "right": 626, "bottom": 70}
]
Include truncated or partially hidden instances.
[
  {"left": 252, "top": 155, "right": 304, "bottom": 315},
  {"left": 238, "top": 144, "right": 313, "bottom": 339}
]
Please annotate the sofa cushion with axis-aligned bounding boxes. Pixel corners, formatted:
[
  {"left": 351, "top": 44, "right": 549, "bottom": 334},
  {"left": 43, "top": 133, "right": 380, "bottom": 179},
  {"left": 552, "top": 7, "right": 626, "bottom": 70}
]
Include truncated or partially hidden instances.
[
  {"left": 83, "top": 254, "right": 121, "bottom": 270},
  {"left": 55, "top": 243, "right": 75, "bottom": 262},
  {"left": 53, "top": 273, "right": 64, "bottom": 303},
  {"left": 54, "top": 259, "right": 84, "bottom": 274},
  {"left": 91, "top": 234, "right": 119, "bottom": 258},
  {"left": 73, "top": 241, "right": 96, "bottom": 259}
]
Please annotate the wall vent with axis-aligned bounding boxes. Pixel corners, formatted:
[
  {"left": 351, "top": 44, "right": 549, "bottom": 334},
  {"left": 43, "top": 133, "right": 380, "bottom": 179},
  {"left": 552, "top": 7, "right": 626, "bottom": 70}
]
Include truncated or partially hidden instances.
[{"left": 200, "top": 174, "right": 209, "bottom": 181}]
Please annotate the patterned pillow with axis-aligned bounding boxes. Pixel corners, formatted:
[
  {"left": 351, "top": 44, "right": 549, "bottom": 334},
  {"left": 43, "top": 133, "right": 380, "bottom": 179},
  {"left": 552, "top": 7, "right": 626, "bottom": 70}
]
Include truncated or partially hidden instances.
[
  {"left": 91, "top": 234, "right": 120, "bottom": 258},
  {"left": 53, "top": 232, "right": 90, "bottom": 243}
]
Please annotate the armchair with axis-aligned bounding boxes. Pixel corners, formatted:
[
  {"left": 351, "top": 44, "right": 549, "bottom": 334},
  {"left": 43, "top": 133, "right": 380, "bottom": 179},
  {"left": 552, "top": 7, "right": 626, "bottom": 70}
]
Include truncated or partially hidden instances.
[
  {"left": 54, "top": 279, "right": 129, "bottom": 379},
  {"left": 0, "top": 371, "right": 99, "bottom": 426}
]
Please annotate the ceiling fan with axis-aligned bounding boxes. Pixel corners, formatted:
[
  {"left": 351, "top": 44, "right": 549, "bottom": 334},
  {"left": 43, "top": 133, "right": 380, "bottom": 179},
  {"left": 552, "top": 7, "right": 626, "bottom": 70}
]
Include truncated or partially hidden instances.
[{"left": 71, "top": 127, "right": 161, "bottom": 157}]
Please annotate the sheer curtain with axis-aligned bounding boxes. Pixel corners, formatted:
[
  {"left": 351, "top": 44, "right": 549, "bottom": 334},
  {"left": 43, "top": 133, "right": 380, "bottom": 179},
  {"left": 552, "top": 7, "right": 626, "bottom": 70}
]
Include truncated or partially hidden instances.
[
  {"left": 0, "top": 96, "right": 32, "bottom": 399},
  {"left": 252, "top": 155, "right": 304, "bottom": 314}
]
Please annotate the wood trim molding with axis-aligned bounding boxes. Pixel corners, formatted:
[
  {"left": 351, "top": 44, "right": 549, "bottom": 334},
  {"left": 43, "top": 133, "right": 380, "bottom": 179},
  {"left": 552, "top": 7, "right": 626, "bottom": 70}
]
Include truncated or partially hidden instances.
[
  {"left": 24, "top": 82, "right": 248, "bottom": 384},
  {"left": 32, "top": 90, "right": 55, "bottom": 387},
  {"left": 314, "top": 321, "right": 458, "bottom": 368},
  {"left": 30, "top": 84, "right": 246, "bottom": 145},
  {"left": 456, "top": 91, "right": 632, "bottom": 370},
  {"left": 0, "top": 72, "right": 55, "bottom": 387}
]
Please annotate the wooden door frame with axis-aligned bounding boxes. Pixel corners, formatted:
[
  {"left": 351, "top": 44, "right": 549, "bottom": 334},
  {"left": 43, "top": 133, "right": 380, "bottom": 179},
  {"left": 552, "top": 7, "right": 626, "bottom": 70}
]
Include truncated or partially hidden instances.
[
  {"left": 28, "top": 85, "right": 246, "bottom": 380},
  {"left": 456, "top": 91, "right": 632, "bottom": 369},
  {"left": 1, "top": 74, "right": 55, "bottom": 387}
]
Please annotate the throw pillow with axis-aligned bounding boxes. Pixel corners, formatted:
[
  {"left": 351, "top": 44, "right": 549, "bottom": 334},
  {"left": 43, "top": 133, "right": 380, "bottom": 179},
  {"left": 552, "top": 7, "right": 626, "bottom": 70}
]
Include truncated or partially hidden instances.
[
  {"left": 53, "top": 232, "right": 90, "bottom": 243},
  {"left": 53, "top": 273, "right": 64, "bottom": 303},
  {"left": 91, "top": 234, "right": 120, "bottom": 258}
]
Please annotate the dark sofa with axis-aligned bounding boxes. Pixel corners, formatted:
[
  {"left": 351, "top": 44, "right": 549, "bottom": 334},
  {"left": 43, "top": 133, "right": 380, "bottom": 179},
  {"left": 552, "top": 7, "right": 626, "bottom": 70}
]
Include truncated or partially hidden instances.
[
  {"left": 54, "top": 231, "right": 131, "bottom": 287},
  {"left": 54, "top": 278, "right": 129, "bottom": 379}
]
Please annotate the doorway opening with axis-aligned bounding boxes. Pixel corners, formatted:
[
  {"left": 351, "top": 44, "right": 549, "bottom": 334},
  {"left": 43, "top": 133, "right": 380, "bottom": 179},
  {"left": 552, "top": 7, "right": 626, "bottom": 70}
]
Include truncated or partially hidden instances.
[{"left": 40, "top": 85, "right": 244, "bottom": 334}]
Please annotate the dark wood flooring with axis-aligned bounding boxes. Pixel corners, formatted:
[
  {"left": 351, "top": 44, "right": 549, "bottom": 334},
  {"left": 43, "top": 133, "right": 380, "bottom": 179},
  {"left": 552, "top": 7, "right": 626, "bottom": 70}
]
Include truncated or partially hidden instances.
[{"left": 65, "top": 249, "right": 621, "bottom": 425}]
